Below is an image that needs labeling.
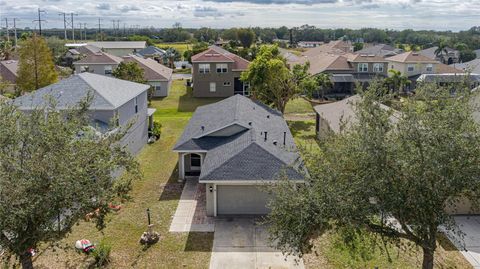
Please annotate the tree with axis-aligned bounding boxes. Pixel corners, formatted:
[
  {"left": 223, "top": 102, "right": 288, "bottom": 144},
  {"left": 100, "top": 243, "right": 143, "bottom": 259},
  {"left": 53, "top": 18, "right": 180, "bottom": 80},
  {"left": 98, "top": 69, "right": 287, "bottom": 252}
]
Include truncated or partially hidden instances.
[
  {"left": 460, "top": 49, "right": 476, "bottom": 63},
  {"left": 384, "top": 69, "right": 411, "bottom": 94},
  {"left": 17, "top": 35, "right": 58, "bottom": 93},
  {"left": 353, "top": 42, "right": 364, "bottom": 52},
  {"left": 112, "top": 61, "right": 146, "bottom": 84},
  {"left": 161, "top": 48, "right": 180, "bottom": 69},
  {"left": 267, "top": 83, "right": 480, "bottom": 269},
  {"left": 241, "top": 45, "right": 310, "bottom": 113},
  {"left": 194, "top": 27, "right": 218, "bottom": 43},
  {"left": 0, "top": 98, "right": 140, "bottom": 269},
  {"left": 236, "top": 28, "right": 256, "bottom": 48},
  {"left": 183, "top": 42, "right": 209, "bottom": 63},
  {"left": 434, "top": 42, "right": 448, "bottom": 62},
  {"left": 0, "top": 40, "right": 14, "bottom": 60}
]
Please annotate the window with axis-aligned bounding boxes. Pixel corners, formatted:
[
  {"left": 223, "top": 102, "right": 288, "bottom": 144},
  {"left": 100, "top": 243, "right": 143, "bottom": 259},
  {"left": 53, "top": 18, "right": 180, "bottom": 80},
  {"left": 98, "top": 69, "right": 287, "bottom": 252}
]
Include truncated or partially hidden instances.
[
  {"left": 373, "top": 63, "right": 384, "bottom": 72},
  {"left": 209, "top": 82, "right": 216, "bottom": 92},
  {"left": 80, "top": 66, "right": 89, "bottom": 73},
  {"left": 407, "top": 64, "right": 415, "bottom": 72},
  {"left": 104, "top": 66, "right": 112, "bottom": 75},
  {"left": 155, "top": 85, "right": 161, "bottom": 92},
  {"left": 223, "top": 81, "right": 231, "bottom": 86},
  {"left": 216, "top": 63, "right": 228, "bottom": 73},
  {"left": 426, "top": 64, "right": 433, "bottom": 72},
  {"left": 358, "top": 63, "right": 368, "bottom": 72},
  {"left": 190, "top": 154, "right": 201, "bottom": 167},
  {"left": 199, "top": 64, "right": 210, "bottom": 74},
  {"left": 134, "top": 97, "right": 138, "bottom": 114}
]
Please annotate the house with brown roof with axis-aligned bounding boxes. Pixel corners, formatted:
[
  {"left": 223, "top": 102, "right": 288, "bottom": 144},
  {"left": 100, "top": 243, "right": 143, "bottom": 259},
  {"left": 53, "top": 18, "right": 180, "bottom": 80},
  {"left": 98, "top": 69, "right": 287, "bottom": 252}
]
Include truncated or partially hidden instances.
[
  {"left": 122, "top": 55, "right": 173, "bottom": 97},
  {"left": 419, "top": 46, "right": 460, "bottom": 65},
  {"left": 73, "top": 51, "right": 123, "bottom": 76},
  {"left": 191, "top": 46, "right": 250, "bottom": 98},
  {"left": 0, "top": 60, "right": 19, "bottom": 93}
]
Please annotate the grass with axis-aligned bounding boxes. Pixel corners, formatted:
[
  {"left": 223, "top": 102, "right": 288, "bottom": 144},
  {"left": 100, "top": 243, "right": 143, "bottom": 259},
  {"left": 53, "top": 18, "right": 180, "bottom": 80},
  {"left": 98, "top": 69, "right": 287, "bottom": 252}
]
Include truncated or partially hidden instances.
[
  {"left": 32, "top": 80, "right": 219, "bottom": 269},
  {"left": 284, "top": 97, "right": 314, "bottom": 115},
  {"left": 155, "top": 43, "right": 191, "bottom": 55}
]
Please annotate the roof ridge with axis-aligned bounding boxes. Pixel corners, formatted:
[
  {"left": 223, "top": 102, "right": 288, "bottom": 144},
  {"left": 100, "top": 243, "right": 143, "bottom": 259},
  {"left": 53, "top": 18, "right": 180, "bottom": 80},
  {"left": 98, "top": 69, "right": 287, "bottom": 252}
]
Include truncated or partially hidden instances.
[
  {"left": 78, "top": 74, "right": 116, "bottom": 108},
  {"left": 233, "top": 95, "right": 239, "bottom": 121}
]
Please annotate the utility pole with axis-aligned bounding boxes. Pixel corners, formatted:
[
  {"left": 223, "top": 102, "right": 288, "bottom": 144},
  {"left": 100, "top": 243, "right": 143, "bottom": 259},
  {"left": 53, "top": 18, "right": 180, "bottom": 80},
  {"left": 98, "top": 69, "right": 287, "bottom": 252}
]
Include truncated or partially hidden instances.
[
  {"left": 97, "top": 18, "right": 102, "bottom": 41},
  {"left": 59, "top": 12, "right": 68, "bottom": 40},
  {"left": 78, "top": 23, "right": 83, "bottom": 40},
  {"left": 83, "top": 23, "right": 87, "bottom": 41},
  {"left": 70, "top": 13, "right": 78, "bottom": 42},
  {"left": 13, "top": 18, "right": 18, "bottom": 48},
  {"left": 4, "top": 18, "right": 9, "bottom": 42},
  {"left": 33, "top": 8, "right": 46, "bottom": 36}
]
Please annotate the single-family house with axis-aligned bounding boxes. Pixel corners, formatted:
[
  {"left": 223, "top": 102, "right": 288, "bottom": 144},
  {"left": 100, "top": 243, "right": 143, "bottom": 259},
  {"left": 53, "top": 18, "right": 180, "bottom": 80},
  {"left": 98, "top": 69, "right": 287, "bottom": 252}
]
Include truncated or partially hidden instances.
[
  {"left": 87, "top": 41, "right": 147, "bottom": 57},
  {"left": 73, "top": 51, "right": 123, "bottom": 76},
  {"left": 13, "top": 73, "right": 153, "bottom": 155},
  {"left": 173, "top": 95, "right": 305, "bottom": 216},
  {"left": 454, "top": 58, "right": 480, "bottom": 74},
  {"left": 356, "top": 43, "right": 401, "bottom": 57},
  {"left": 191, "top": 46, "right": 250, "bottom": 98},
  {"left": 0, "top": 60, "right": 18, "bottom": 93},
  {"left": 419, "top": 46, "right": 460, "bottom": 65},
  {"left": 136, "top": 46, "right": 166, "bottom": 60},
  {"left": 297, "top": 41, "right": 324, "bottom": 48},
  {"left": 122, "top": 55, "right": 173, "bottom": 97}
]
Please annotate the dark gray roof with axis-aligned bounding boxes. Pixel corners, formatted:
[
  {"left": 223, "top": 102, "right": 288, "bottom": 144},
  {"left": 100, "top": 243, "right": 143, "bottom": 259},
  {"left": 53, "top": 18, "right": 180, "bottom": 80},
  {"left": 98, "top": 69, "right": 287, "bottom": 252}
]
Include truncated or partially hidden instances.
[
  {"left": 137, "top": 46, "right": 166, "bottom": 57},
  {"left": 417, "top": 73, "right": 480, "bottom": 83},
  {"left": 13, "top": 73, "right": 149, "bottom": 110},
  {"left": 174, "top": 95, "right": 304, "bottom": 181},
  {"left": 356, "top": 44, "right": 398, "bottom": 57}
]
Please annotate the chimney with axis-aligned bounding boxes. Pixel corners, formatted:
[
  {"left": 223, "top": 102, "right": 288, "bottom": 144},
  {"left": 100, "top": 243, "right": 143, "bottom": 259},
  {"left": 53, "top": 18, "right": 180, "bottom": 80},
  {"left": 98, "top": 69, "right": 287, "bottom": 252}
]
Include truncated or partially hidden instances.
[
  {"left": 283, "top": 132, "right": 286, "bottom": 145},
  {"left": 264, "top": 132, "right": 268, "bottom": 141}
]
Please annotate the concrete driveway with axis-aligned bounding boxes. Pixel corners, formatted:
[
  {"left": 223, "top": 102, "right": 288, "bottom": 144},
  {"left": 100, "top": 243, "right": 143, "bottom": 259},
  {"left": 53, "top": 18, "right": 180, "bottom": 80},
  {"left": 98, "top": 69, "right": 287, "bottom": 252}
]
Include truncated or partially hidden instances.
[
  {"left": 445, "top": 216, "right": 480, "bottom": 268},
  {"left": 209, "top": 217, "right": 304, "bottom": 269}
]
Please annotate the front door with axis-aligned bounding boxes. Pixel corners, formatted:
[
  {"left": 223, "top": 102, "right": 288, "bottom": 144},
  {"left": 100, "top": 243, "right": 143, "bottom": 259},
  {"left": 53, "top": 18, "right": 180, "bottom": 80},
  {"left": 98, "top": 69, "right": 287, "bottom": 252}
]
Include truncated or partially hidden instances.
[{"left": 190, "top": 153, "right": 201, "bottom": 171}]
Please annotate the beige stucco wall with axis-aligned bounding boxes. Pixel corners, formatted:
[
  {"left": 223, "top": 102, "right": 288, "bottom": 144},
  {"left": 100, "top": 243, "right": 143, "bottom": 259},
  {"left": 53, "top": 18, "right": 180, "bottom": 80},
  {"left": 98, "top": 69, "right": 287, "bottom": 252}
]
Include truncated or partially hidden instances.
[
  {"left": 388, "top": 62, "right": 437, "bottom": 77},
  {"left": 73, "top": 63, "right": 118, "bottom": 76}
]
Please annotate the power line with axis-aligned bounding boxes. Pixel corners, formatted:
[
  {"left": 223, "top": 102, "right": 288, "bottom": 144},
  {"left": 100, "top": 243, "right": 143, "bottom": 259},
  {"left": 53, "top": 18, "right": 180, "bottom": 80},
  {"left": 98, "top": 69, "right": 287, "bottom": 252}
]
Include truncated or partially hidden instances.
[
  {"left": 70, "top": 13, "right": 78, "bottom": 42},
  {"left": 58, "top": 12, "right": 68, "bottom": 40},
  {"left": 4, "top": 18, "right": 9, "bottom": 42},
  {"left": 33, "top": 8, "right": 46, "bottom": 35},
  {"left": 97, "top": 18, "right": 103, "bottom": 41},
  {"left": 12, "top": 18, "right": 19, "bottom": 48}
]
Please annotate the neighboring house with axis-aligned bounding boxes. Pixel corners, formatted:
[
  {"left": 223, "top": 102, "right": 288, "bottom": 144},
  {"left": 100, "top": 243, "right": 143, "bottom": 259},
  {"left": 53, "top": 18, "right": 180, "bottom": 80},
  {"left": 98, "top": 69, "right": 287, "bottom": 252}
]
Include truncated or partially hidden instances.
[
  {"left": 417, "top": 73, "right": 480, "bottom": 89},
  {"left": 297, "top": 41, "right": 324, "bottom": 48},
  {"left": 419, "top": 46, "right": 460, "bottom": 65},
  {"left": 356, "top": 43, "right": 401, "bottom": 57},
  {"left": 301, "top": 52, "right": 388, "bottom": 98},
  {"left": 173, "top": 95, "right": 305, "bottom": 216},
  {"left": 87, "top": 41, "right": 147, "bottom": 57},
  {"left": 137, "top": 46, "right": 166, "bottom": 59},
  {"left": 302, "top": 40, "right": 353, "bottom": 57},
  {"left": 73, "top": 51, "right": 123, "bottom": 76},
  {"left": 386, "top": 51, "right": 465, "bottom": 89},
  {"left": 0, "top": 60, "right": 18, "bottom": 93},
  {"left": 122, "top": 55, "right": 173, "bottom": 97},
  {"left": 63, "top": 45, "right": 103, "bottom": 66},
  {"left": 191, "top": 46, "right": 250, "bottom": 98},
  {"left": 313, "top": 95, "right": 400, "bottom": 138},
  {"left": 13, "top": 73, "right": 153, "bottom": 155},
  {"left": 454, "top": 58, "right": 480, "bottom": 74}
]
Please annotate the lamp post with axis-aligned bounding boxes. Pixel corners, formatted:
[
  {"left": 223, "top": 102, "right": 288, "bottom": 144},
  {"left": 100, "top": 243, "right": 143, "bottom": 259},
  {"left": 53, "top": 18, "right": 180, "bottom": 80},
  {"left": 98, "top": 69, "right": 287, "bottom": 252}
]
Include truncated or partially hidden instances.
[{"left": 146, "top": 208, "right": 151, "bottom": 225}]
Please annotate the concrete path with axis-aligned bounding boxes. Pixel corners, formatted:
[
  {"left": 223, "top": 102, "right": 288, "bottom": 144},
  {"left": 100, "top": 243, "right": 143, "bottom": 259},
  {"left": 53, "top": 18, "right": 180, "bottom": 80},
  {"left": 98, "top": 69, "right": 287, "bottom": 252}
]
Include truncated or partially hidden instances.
[
  {"left": 209, "top": 218, "right": 305, "bottom": 269},
  {"left": 169, "top": 179, "right": 215, "bottom": 232},
  {"left": 172, "top": 73, "right": 192, "bottom": 80},
  {"left": 444, "top": 216, "right": 480, "bottom": 268}
]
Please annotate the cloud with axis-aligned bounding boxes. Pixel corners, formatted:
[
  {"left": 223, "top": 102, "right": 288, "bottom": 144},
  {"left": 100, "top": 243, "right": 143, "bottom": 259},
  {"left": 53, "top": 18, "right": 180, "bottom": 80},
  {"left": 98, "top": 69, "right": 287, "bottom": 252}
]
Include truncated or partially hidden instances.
[
  {"left": 96, "top": 3, "right": 110, "bottom": 10},
  {"left": 360, "top": 3, "right": 379, "bottom": 9},
  {"left": 193, "top": 6, "right": 224, "bottom": 17},
  {"left": 203, "top": 0, "right": 337, "bottom": 4},
  {"left": 118, "top": 4, "right": 140, "bottom": 12}
]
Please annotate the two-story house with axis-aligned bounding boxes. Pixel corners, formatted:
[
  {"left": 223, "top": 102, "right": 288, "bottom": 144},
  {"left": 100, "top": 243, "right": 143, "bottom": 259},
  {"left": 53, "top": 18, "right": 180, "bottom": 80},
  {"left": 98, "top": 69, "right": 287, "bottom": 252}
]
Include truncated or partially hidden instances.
[
  {"left": 13, "top": 73, "right": 153, "bottom": 155},
  {"left": 87, "top": 41, "right": 146, "bottom": 57},
  {"left": 419, "top": 46, "right": 460, "bottom": 65},
  {"left": 191, "top": 46, "right": 250, "bottom": 98},
  {"left": 73, "top": 51, "right": 123, "bottom": 76},
  {"left": 347, "top": 54, "right": 389, "bottom": 83}
]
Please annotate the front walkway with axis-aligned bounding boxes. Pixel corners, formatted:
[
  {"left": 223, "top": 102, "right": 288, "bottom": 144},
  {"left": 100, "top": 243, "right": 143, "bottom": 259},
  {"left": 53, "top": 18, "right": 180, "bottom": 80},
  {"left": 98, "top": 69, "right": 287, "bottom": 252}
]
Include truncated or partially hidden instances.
[
  {"left": 444, "top": 215, "right": 480, "bottom": 268},
  {"left": 209, "top": 218, "right": 305, "bottom": 269},
  {"left": 169, "top": 179, "right": 215, "bottom": 232}
]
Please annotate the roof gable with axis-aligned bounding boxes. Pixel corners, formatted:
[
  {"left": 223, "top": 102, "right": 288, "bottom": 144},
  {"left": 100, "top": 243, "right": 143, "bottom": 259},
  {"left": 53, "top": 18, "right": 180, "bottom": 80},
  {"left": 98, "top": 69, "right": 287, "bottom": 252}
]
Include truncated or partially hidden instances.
[
  {"left": 122, "top": 55, "right": 172, "bottom": 81},
  {"left": 386, "top": 51, "right": 438, "bottom": 63}
]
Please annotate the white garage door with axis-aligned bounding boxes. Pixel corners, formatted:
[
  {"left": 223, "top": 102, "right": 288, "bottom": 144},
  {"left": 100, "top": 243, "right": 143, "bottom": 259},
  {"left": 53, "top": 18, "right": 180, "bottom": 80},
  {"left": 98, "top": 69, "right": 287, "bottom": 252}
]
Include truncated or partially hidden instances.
[{"left": 217, "top": 185, "right": 271, "bottom": 215}]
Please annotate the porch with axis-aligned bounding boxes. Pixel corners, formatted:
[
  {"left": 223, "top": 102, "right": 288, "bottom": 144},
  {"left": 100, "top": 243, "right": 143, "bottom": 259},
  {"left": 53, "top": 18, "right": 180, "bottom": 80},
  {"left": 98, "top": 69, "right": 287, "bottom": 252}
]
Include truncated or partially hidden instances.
[{"left": 177, "top": 152, "right": 206, "bottom": 181}]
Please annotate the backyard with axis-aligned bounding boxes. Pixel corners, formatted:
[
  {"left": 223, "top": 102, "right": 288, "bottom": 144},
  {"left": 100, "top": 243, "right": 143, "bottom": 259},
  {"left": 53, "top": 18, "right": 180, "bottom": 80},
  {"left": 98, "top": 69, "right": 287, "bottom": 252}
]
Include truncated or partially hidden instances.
[{"left": 29, "top": 80, "right": 470, "bottom": 269}]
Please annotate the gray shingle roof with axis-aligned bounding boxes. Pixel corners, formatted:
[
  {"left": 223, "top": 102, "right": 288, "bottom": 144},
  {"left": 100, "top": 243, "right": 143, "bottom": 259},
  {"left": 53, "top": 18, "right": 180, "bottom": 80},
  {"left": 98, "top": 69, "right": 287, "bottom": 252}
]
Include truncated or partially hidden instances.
[
  {"left": 174, "top": 95, "right": 304, "bottom": 181},
  {"left": 137, "top": 46, "right": 166, "bottom": 57},
  {"left": 13, "top": 73, "right": 149, "bottom": 110},
  {"left": 88, "top": 41, "right": 146, "bottom": 49}
]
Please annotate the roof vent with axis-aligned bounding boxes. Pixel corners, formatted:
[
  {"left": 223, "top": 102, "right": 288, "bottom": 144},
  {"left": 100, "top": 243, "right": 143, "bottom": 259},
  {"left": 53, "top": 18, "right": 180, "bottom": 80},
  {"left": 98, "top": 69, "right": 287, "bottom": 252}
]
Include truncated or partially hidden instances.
[
  {"left": 412, "top": 53, "right": 419, "bottom": 56},
  {"left": 201, "top": 126, "right": 205, "bottom": 131},
  {"left": 273, "top": 140, "right": 278, "bottom": 146},
  {"left": 264, "top": 132, "right": 268, "bottom": 141},
  {"left": 267, "top": 115, "right": 270, "bottom": 119},
  {"left": 248, "top": 122, "right": 252, "bottom": 126}
]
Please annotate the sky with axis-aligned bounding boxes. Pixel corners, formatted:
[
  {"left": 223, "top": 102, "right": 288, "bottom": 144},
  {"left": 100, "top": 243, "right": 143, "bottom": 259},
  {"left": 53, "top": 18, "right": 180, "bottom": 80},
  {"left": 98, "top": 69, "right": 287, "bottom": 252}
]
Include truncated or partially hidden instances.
[{"left": 0, "top": 0, "right": 479, "bottom": 31}]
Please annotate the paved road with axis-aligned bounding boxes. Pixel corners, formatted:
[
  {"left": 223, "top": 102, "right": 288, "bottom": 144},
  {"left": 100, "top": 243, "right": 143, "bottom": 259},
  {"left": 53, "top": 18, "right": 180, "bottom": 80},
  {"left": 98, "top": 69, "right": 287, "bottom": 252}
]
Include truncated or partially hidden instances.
[
  {"left": 445, "top": 216, "right": 480, "bottom": 268},
  {"left": 209, "top": 218, "right": 304, "bottom": 269}
]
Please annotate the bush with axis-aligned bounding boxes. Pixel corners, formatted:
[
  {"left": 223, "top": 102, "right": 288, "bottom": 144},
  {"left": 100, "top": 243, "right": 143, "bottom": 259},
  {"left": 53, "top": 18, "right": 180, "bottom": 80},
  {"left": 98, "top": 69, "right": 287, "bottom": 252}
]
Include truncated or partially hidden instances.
[
  {"left": 151, "top": 121, "right": 162, "bottom": 138},
  {"left": 92, "top": 240, "right": 111, "bottom": 267}
]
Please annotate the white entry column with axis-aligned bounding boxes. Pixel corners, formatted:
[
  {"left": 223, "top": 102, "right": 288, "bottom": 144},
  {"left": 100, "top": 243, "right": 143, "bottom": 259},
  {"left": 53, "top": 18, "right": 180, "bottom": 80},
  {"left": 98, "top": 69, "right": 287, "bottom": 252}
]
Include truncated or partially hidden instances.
[{"left": 178, "top": 153, "right": 185, "bottom": 182}]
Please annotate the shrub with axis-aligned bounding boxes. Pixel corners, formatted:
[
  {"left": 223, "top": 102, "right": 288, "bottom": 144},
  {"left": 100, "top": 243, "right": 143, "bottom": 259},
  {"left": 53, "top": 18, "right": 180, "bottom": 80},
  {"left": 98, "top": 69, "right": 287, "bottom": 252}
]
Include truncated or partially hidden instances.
[
  {"left": 92, "top": 240, "right": 112, "bottom": 267},
  {"left": 151, "top": 121, "right": 162, "bottom": 138}
]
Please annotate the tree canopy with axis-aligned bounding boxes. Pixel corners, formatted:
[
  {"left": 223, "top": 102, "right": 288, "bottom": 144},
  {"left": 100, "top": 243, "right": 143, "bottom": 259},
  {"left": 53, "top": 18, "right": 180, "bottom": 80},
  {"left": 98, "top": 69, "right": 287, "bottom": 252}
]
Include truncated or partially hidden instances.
[
  {"left": 112, "top": 61, "right": 146, "bottom": 84},
  {"left": 0, "top": 97, "right": 140, "bottom": 269},
  {"left": 267, "top": 82, "right": 480, "bottom": 269},
  {"left": 17, "top": 35, "right": 58, "bottom": 93},
  {"left": 241, "top": 45, "right": 312, "bottom": 113}
]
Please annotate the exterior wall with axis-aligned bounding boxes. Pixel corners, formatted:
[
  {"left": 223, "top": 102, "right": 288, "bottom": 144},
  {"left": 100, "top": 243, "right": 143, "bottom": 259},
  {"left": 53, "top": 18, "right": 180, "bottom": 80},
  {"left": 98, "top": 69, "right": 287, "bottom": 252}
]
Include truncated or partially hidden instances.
[
  {"left": 351, "top": 62, "right": 388, "bottom": 77},
  {"left": 315, "top": 112, "right": 332, "bottom": 139},
  {"left": 445, "top": 197, "right": 480, "bottom": 215},
  {"left": 74, "top": 63, "right": 118, "bottom": 76},
  {"left": 91, "top": 110, "right": 114, "bottom": 126},
  {"left": 192, "top": 62, "right": 236, "bottom": 98},
  {"left": 103, "top": 48, "right": 140, "bottom": 57},
  {"left": 148, "top": 80, "right": 170, "bottom": 97},
  {"left": 388, "top": 62, "right": 437, "bottom": 77},
  {"left": 117, "top": 90, "right": 149, "bottom": 155},
  {"left": 206, "top": 183, "right": 215, "bottom": 216}
]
